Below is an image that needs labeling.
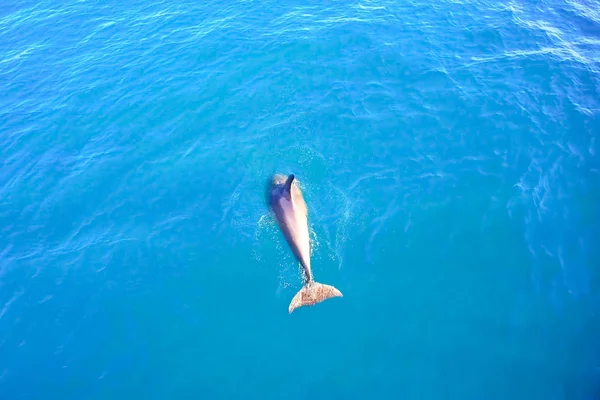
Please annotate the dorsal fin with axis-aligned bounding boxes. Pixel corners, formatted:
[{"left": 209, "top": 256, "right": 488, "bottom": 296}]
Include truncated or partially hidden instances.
[{"left": 283, "top": 174, "right": 295, "bottom": 200}]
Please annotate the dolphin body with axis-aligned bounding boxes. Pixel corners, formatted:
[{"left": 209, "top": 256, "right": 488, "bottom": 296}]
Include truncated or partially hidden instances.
[{"left": 267, "top": 173, "right": 342, "bottom": 313}]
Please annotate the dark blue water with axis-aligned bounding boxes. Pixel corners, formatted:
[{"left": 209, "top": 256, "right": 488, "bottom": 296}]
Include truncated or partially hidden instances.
[{"left": 1, "top": 0, "right": 599, "bottom": 398}]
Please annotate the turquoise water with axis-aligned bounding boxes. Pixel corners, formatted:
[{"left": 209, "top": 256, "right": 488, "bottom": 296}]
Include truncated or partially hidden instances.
[{"left": 1, "top": 0, "right": 599, "bottom": 398}]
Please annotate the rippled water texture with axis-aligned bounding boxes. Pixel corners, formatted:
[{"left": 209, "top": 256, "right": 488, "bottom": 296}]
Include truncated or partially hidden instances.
[{"left": 1, "top": 0, "right": 599, "bottom": 398}]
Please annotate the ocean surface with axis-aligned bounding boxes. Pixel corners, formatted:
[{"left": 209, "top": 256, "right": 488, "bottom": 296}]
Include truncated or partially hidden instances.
[{"left": 1, "top": 0, "right": 599, "bottom": 398}]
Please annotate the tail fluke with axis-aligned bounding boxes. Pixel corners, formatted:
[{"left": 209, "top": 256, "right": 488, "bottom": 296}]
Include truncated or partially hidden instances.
[{"left": 288, "top": 281, "right": 343, "bottom": 314}]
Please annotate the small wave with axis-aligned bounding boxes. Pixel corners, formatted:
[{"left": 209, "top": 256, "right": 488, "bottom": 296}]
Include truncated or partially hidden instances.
[
  {"left": 566, "top": 0, "right": 600, "bottom": 24},
  {"left": 0, "top": 289, "right": 23, "bottom": 321}
]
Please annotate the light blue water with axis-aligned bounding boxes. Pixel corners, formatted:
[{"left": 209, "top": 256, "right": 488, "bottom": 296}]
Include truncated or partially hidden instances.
[{"left": 1, "top": 0, "right": 599, "bottom": 398}]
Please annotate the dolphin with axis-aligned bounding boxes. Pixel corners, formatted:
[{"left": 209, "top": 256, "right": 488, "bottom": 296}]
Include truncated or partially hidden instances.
[{"left": 267, "top": 173, "right": 342, "bottom": 313}]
